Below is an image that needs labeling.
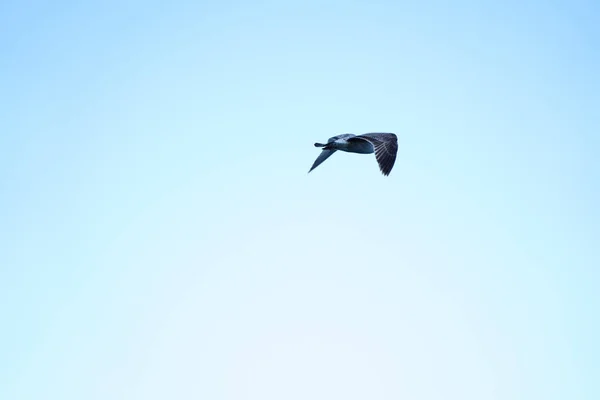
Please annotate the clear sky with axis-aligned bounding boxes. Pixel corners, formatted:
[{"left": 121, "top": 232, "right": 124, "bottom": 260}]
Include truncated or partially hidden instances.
[{"left": 1, "top": 1, "right": 598, "bottom": 399}]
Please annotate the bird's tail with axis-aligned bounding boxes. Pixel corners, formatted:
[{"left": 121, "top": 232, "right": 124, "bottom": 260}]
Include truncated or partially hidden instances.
[{"left": 315, "top": 142, "right": 336, "bottom": 151}]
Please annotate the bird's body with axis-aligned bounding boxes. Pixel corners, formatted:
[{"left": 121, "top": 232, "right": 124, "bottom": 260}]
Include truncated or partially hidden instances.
[
  {"left": 309, "top": 132, "right": 398, "bottom": 176},
  {"left": 316, "top": 135, "right": 375, "bottom": 154}
]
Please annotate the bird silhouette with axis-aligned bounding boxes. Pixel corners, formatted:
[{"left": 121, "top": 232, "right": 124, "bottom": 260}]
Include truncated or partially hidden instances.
[{"left": 309, "top": 132, "right": 398, "bottom": 176}]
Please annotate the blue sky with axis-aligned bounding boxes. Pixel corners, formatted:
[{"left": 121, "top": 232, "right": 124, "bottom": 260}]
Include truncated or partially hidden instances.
[{"left": 1, "top": 1, "right": 599, "bottom": 399}]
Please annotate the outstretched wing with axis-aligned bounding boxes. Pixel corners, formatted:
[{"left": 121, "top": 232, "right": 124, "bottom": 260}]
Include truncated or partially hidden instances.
[
  {"left": 308, "top": 149, "right": 336, "bottom": 173},
  {"left": 309, "top": 134, "right": 354, "bottom": 173},
  {"left": 350, "top": 133, "right": 398, "bottom": 176}
]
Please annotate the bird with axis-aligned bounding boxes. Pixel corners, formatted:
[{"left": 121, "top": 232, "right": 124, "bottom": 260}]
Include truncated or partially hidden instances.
[{"left": 308, "top": 132, "right": 398, "bottom": 176}]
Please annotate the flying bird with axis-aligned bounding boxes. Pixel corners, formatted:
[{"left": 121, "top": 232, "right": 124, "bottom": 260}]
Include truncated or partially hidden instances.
[{"left": 308, "top": 132, "right": 398, "bottom": 176}]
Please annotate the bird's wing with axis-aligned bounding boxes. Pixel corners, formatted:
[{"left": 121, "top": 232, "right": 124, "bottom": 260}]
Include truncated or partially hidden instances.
[
  {"left": 308, "top": 149, "right": 336, "bottom": 173},
  {"left": 350, "top": 133, "right": 398, "bottom": 176}
]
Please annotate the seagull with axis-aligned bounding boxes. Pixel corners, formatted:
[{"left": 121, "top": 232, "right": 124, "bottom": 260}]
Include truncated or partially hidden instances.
[{"left": 308, "top": 132, "right": 398, "bottom": 176}]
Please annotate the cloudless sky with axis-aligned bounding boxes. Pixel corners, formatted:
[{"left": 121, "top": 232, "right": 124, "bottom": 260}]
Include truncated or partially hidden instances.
[{"left": 1, "top": 1, "right": 599, "bottom": 399}]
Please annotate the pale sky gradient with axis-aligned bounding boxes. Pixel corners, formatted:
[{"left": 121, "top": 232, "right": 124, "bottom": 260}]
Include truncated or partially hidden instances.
[{"left": 1, "top": 1, "right": 599, "bottom": 399}]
